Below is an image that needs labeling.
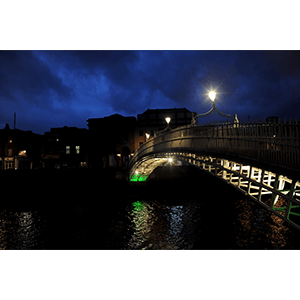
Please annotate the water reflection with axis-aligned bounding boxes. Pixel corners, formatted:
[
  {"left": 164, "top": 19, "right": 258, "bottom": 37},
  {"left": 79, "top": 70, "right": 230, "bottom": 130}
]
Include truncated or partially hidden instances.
[
  {"left": 126, "top": 200, "right": 201, "bottom": 250},
  {"left": 0, "top": 211, "right": 44, "bottom": 250},
  {"left": 234, "top": 198, "right": 289, "bottom": 249},
  {"left": 0, "top": 195, "right": 299, "bottom": 250}
]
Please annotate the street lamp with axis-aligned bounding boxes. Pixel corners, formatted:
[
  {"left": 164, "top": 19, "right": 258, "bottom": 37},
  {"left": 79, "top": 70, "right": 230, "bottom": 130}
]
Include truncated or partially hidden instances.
[
  {"left": 209, "top": 91, "right": 216, "bottom": 101},
  {"left": 192, "top": 90, "right": 238, "bottom": 125},
  {"left": 165, "top": 117, "right": 171, "bottom": 126},
  {"left": 145, "top": 132, "right": 150, "bottom": 141}
]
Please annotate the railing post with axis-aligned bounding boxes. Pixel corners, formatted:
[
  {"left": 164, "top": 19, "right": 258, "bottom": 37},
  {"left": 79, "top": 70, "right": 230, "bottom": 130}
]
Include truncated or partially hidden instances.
[
  {"left": 229, "top": 161, "right": 233, "bottom": 183},
  {"left": 238, "top": 164, "right": 243, "bottom": 188},
  {"left": 247, "top": 165, "right": 253, "bottom": 194},
  {"left": 287, "top": 119, "right": 291, "bottom": 164},
  {"left": 257, "top": 169, "right": 265, "bottom": 202},
  {"left": 270, "top": 173, "right": 279, "bottom": 208}
]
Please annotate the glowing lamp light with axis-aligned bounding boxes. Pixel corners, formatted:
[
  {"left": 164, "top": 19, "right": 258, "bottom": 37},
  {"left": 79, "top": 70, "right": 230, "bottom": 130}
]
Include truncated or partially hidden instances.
[
  {"left": 209, "top": 91, "right": 216, "bottom": 101},
  {"left": 165, "top": 117, "right": 171, "bottom": 124},
  {"left": 168, "top": 158, "right": 173, "bottom": 163},
  {"left": 145, "top": 133, "right": 150, "bottom": 139}
]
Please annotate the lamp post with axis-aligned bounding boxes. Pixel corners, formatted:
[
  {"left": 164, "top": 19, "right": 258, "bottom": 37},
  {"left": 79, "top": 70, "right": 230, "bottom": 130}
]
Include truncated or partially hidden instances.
[
  {"left": 154, "top": 117, "right": 172, "bottom": 137},
  {"left": 192, "top": 91, "right": 239, "bottom": 125}
]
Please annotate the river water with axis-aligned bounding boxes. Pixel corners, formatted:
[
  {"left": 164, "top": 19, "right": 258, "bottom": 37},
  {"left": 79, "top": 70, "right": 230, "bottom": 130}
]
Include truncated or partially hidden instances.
[{"left": 1, "top": 169, "right": 300, "bottom": 250}]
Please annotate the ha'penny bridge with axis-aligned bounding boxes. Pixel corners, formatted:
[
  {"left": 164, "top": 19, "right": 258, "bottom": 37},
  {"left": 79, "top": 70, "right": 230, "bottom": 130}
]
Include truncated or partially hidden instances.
[{"left": 128, "top": 118, "right": 300, "bottom": 231}]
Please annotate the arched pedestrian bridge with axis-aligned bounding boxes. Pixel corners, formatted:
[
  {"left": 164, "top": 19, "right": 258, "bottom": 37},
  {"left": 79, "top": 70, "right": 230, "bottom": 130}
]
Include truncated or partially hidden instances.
[{"left": 128, "top": 120, "right": 300, "bottom": 231}]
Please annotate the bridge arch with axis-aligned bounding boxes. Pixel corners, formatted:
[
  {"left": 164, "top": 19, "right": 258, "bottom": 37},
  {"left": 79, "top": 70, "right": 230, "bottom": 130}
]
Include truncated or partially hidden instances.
[{"left": 129, "top": 120, "right": 300, "bottom": 231}]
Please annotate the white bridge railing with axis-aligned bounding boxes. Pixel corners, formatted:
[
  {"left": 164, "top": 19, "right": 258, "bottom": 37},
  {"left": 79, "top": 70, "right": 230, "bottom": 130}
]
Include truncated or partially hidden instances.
[
  {"left": 129, "top": 119, "right": 300, "bottom": 231},
  {"left": 130, "top": 119, "right": 300, "bottom": 172}
]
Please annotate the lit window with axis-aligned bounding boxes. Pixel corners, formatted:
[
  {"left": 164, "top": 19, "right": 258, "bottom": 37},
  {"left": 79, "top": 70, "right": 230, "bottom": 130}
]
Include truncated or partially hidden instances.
[
  {"left": 76, "top": 146, "right": 80, "bottom": 154},
  {"left": 18, "top": 150, "right": 27, "bottom": 157},
  {"left": 66, "top": 146, "right": 70, "bottom": 154}
]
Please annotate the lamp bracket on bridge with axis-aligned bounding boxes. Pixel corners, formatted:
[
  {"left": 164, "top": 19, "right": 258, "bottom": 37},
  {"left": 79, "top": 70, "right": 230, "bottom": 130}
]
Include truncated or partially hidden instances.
[
  {"left": 154, "top": 124, "right": 173, "bottom": 137},
  {"left": 192, "top": 102, "right": 239, "bottom": 125}
]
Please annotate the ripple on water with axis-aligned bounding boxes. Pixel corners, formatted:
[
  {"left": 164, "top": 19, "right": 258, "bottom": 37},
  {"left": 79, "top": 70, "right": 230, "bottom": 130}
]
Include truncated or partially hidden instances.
[{"left": 0, "top": 210, "right": 45, "bottom": 250}]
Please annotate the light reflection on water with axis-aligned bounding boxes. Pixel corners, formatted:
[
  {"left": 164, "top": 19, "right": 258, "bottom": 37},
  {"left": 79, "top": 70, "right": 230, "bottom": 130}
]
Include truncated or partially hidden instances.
[
  {"left": 124, "top": 196, "right": 300, "bottom": 250},
  {"left": 125, "top": 199, "right": 208, "bottom": 250},
  {"left": 0, "top": 195, "right": 299, "bottom": 249},
  {"left": 234, "top": 199, "right": 289, "bottom": 250},
  {"left": 0, "top": 211, "right": 44, "bottom": 250}
]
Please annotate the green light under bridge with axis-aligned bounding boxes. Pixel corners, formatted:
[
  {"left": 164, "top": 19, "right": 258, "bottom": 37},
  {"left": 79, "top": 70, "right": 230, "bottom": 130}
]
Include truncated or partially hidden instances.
[
  {"left": 132, "top": 200, "right": 146, "bottom": 212},
  {"left": 130, "top": 174, "right": 148, "bottom": 182}
]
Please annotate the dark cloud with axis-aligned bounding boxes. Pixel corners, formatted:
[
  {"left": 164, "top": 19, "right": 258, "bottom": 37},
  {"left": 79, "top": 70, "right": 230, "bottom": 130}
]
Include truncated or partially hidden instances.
[
  {"left": 0, "top": 51, "right": 72, "bottom": 108},
  {"left": 0, "top": 50, "right": 300, "bottom": 134},
  {"left": 76, "top": 51, "right": 139, "bottom": 82}
]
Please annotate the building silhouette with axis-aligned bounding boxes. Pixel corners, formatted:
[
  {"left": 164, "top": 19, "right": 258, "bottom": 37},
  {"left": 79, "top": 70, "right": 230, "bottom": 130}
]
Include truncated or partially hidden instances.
[
  {"left": 0, "top": 123, "right": 43, "bottom": 170},
  {"left": 42, "top": 126, "right": 88, "bottom": 169},
  {"left": 87, "top": 114, "right": 137, "bottom": 168},
  {"left": 0, "top": 107, "right": 198, "bottom": 170}
]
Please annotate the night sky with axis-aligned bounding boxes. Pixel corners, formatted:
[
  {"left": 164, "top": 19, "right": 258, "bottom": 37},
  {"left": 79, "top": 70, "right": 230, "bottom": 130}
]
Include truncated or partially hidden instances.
[{"left": 1, "top": 50, "right": 300, "bottom": 134}]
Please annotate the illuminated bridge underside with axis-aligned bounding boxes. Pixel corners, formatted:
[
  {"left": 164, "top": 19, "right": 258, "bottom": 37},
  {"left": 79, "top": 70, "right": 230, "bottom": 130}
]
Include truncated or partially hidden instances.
[
  {"left": 132, "top": 151, "right": 300, "bottom": 230},
  {"left": 129, "top": 121, "right": 300, "bottom": 230},
  {"left": 130, "top": 155, "right": 171, "bottom": 179}
]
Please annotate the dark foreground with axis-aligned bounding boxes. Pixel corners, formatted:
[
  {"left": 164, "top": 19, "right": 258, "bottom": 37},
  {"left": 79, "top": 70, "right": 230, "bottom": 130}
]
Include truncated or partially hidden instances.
[{"left": 1, "top": 167, "right": 300, "bottom": 250}]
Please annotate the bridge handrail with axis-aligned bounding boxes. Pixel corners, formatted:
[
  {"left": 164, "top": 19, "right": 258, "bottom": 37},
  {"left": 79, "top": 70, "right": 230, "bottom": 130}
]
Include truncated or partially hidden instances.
[{"left": 129, "top": 119, "right": 300, "bottom": 171}]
